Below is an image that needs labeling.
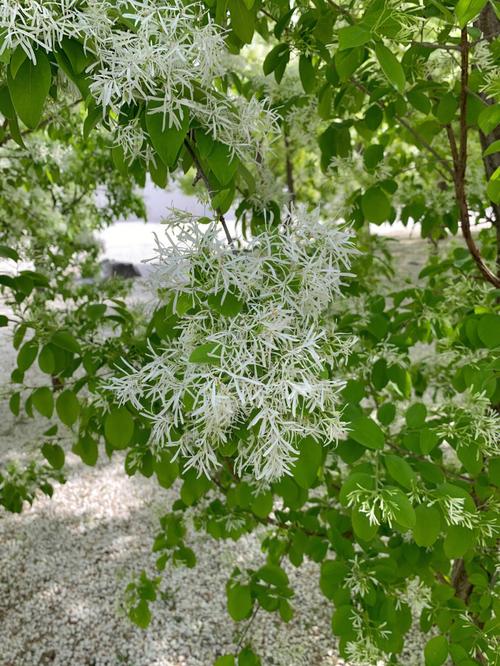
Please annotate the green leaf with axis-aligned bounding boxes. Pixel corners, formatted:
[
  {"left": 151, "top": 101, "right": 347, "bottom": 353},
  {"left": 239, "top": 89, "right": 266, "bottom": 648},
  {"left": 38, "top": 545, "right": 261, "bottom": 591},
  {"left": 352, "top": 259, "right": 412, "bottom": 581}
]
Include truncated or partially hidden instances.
[
  {"left": 331, "top": 605, "right": 357, "bottom": 639},
  {"left": 111, "top": 145, "right": 127, "bottom": 176},
  {"left": 129, "top": 599, "right": 151, "bottom": 629},
  {"left": 56, "top": 390, "right": 80, "bottom": 427},
  {"left": 9, "top": 47, "right": 28, "bottom": 78},
  {"left": 227, "top": 583, "right": 252, "bottom": 621},
  {"left": 320, "top": 559, "right": 349, "bottom": 599},
  {"left": 0, "top": 85, "right": 25, "bottom": 146},
  {"left": 420, "top": 429, "right": 439, "bottom": 455},
  {"left": 443, "top": 525, "right": 475, "bottom": 558},
  {"left": 215, "top": 657, "right": 236, "bottom": 666},
  {"left": 238, "top": 647, "right": 261, "bottom": 666},
  {"left": 407, "top": 88, "right": 431, "bottom": 115},
  {"left": 378, "top": 403, "right": 396, "bottom": 425},
  {"left": 180, "top": 468, "right": 211, "bottom": 505},
  {"left": 211, "top": 187, "right": 234, "bottom": 214},
  {"left": 145, "top": 105, "right": 190, "bottom": 168},
  {"left": 72, "top": 435, "right": 98, "bottom": 466},
  {"left": 104, "top": 407, "right": 134, "bottom": 450},
  {"left": 258, "top": 563, "right": 289, "bottom": 587},
  {"left": 405, "top": 402, "right": 427, "bottom": 428},
  {"left": 339, "top": 472, "right": 374, "bottom": 506},
  {"left": 208, "top": 290, "right": 243, "bottom": 317},
  {"left": 487, "top": 171, "right": 500, "bottom": 204},
  {"left": 335, "top": 47, "right": 364, "bottom": 81},
  {"left": 207, "top": 142, "right": 239, "bottom": 186},
  {"left": 342, "top": 379, "right": 365, "bottom": 404},
  {"left": 361, "top": 186, "right": 391, "bottom": 224},
  {"left": 279, "top": 599, "right": 293, "bottom": 622},
  {"left": 32, "top": 387, "right": 54, "bottom": 418},
  {"left": 477, "top": 314, "right": 500, "bottom": 348},
  {"left": 149, "top": 157, "right": 168, "bottom": 188},
  {"left": 189, "top": 341, "right": 221, "bottom": 365},
  {"left": 455, "top": 0, "right": 488, "bottom": 27},
  {"left": 292, "top": 436, "right": 322, "bottom": 489},
  {"left": 228, "top": 0, "right": 255, "bottom": 44},
  {"left": 17, "top": 340, "right": 38, "bottom": 371},
  {"left": 251, "top": 491, "right": 273, "bottom": 518},
  {"left": 413, "top": 505, "right": 441, "bottom": 547},
  {"left": 478, "top": 104, "right": 500, "bottom": 135},
  {"left": 8, "top": 50, "right": 52, "bottom": 129},
  {"left": 424, "top": 635, "right": 448, "bottom": 666},
  {"left": 436, "top": 92, "right": 459, "bottom": 124},
  {"left": 364, "top": 144, "right": 384, "bottom": 170},
  {"left": 374, "top": 43, "right": 406, "bottom": 92},
  {"left": 338, "top": 25, "right": 371, "bottom": 51},
  {"left": 319, "top": 122, "right": 351, "bottom": 169},
  {"left": 263, "top": 44, "right": 289, "bottom": 76},
  {"left": 51, "top": 330, "right": 81, "bottom": 354},
  {"left": 352, "top": 507, "right": 378, "bottom": 540},
  {"left": 154, "top": 452, "right": 179, "bottom": 489},
  {"left": 38, "top": 345, "right": 55, "bottom": 374},
  {"left": 61, "top": 37, "right": 93, "bottom": 74},
  {"left": 9, "top": 392, "right": 20, "bottom": 416},
  {"left": 0, "top": 244, "right": 19, "bottom": 261},
  {"left": 384, "top": 454, "right": 416, "bottom": 489},
  {"left": 349, "top": 416, "right": 385, "bottom": 450},
  {"left": 365, "top": 104, "right": 383, "bottom": 130},
  {"left": 483, "top": 139, "right": 500, "bottom": 157},
  {"left": 41, "top": 442, "right": 65, "bottom": 470},
  {"left": 299, "top": 55, "right": 316, "bottom": 93},
  {"left": 390, "top": 489, "right": 416, "bottom": 528}
]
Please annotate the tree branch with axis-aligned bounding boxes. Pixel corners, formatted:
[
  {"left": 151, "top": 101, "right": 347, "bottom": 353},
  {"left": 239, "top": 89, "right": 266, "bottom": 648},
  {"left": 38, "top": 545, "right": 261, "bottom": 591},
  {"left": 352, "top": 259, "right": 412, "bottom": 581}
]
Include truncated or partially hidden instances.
[
  {"left": 352, "top": 78, "right": 454, "bottom": 178},
  {"left": 183, "top": 137, "right": 235, "bottom": 248},
  {"left": 449, "top": 29, "right": 500, "bottom": 288},
  {"left": 410, "top": 40, "right": 461, "bottom": 51}
]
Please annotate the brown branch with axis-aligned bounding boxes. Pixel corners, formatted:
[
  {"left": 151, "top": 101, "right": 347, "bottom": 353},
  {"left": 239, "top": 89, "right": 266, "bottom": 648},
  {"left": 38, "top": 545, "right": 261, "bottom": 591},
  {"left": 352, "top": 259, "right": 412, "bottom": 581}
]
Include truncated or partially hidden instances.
[
  {"left": 448, "top": 29, "right": 500, "bottom": 288},
  {"left": 183, "top": 137, "right": 235, "bottom": 248},
  {"left": 396, "top": 115, "right": 454, "bottom": 177},
  {"left": 445, "top": 124, "right": 459, "bottom": 166}
]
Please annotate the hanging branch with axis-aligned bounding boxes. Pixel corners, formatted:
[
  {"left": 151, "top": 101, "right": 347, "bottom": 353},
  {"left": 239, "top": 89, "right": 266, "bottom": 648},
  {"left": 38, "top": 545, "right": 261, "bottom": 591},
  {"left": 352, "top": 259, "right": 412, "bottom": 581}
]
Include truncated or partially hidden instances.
[
  {"left": 183, "top": 137, "right": 235, "bottom": 248},
  {"left": 446, "top": 29, "right": 500, "bottom": 288}
]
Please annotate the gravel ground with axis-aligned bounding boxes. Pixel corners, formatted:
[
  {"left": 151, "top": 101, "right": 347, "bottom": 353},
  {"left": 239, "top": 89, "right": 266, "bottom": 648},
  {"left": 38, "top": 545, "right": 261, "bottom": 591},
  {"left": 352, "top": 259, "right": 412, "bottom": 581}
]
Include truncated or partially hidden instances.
[{"left": 0, "top": 234, "right": 438, "bottom": 666}]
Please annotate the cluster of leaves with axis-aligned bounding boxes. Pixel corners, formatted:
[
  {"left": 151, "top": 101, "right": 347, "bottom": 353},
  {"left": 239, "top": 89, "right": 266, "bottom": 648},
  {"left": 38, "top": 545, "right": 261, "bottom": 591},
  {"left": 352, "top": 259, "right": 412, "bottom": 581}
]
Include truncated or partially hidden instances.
[{"left": 0, "top": 1, "right": 499, "bottom": 665}]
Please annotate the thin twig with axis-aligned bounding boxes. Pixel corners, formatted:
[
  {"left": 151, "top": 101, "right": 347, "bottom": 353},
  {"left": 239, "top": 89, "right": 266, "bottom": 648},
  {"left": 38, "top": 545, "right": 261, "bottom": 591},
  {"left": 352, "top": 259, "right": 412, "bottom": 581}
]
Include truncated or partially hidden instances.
[
  {"left": 183, "top": 138, "right": 235, "bottom": 248},
  {"left": 351, "top": 79, "right": 454, "bottom": 177},
  {"left": 410, "top": 40, "right": 461, "bottom": 51}
]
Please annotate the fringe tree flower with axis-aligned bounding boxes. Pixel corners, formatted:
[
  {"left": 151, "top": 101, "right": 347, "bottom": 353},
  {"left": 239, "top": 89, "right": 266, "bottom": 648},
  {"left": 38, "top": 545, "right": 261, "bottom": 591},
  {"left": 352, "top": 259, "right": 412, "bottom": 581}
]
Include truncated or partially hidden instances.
[
  {"left": 0, "top": 0, "right": 278, "bottom": 163},
  {"left": 108, "top": 206, "right": 356, "bottom": 481},
  {"left": 436, "top": 390, "right": 500, "bottom": 456}
]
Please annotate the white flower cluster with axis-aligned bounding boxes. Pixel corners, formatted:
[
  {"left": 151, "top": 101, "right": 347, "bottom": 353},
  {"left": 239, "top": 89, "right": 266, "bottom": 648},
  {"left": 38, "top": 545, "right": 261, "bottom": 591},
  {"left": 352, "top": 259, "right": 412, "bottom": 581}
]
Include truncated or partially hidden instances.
[
  {"left": 108, "top": 206, "right": 356, "bottom": 481},
  {"left": 0, "top": 0, "right": 278, "bottom": 162},
  {"left": 437, "top": 390, "right": 500, "bottom": 457},
  {"left": 344, "top": 556, "right": 378, "bottom": 598},
  {"left": 347, "top": 486, "right": 408, "bottom": 528}
]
